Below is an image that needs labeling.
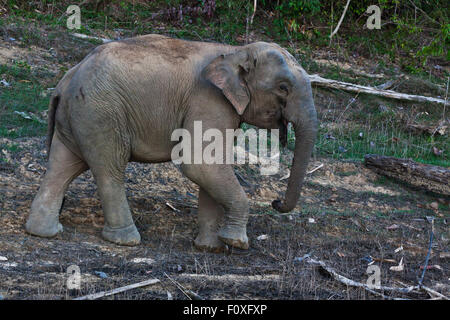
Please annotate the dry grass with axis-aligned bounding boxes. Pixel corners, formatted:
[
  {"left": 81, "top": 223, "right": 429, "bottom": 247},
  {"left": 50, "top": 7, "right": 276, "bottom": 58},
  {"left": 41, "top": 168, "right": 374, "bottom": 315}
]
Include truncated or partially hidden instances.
[{"left": 0, "top": 136, "right": 448, "bottom": 300}]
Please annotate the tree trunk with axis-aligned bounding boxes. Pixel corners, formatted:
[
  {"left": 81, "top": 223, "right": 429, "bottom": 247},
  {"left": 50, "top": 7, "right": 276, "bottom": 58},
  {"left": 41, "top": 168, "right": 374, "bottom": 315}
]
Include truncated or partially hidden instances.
[{"left": 364, "top": 154, "right": 450, "bottom": 195}]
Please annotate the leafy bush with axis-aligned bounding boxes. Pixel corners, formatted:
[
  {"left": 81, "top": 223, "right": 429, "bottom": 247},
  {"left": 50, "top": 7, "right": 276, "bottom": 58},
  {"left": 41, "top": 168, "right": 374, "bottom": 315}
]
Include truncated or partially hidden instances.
[{"left": 276, "top": 0, "right": 321, "bottom": 18}]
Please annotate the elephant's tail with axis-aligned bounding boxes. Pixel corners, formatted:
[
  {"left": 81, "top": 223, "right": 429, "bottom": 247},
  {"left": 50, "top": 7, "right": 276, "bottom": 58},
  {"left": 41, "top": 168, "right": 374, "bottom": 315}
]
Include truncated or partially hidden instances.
[{"left": 46, "top": 94, "right": 60, "bottom": 159}]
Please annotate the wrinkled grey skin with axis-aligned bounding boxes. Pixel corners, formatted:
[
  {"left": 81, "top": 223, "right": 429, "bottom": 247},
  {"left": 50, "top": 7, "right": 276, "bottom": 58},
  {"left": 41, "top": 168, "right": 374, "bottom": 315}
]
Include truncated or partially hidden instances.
[{"left": 26, "top": 34, "right": 317, "bottom": 252}]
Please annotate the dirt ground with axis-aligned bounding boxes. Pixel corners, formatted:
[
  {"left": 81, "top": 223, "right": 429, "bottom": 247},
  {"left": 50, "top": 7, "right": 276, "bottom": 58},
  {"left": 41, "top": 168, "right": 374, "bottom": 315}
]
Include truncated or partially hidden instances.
[{"left": 0, "top": 136, "right": 448, "bottom": 300}]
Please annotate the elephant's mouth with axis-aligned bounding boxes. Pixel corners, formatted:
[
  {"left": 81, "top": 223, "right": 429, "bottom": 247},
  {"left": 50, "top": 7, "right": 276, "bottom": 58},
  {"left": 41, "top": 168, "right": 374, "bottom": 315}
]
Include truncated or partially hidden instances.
[{"left": 279, "top": 118, "right": 288, "bottom": 147}]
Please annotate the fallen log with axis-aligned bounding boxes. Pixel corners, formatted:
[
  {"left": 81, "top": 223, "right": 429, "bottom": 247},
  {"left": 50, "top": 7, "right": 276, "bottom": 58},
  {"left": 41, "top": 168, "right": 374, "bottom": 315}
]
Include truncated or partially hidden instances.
[
  {"left": 309, "top": 74, "right": 447, "bottom": 105},
  {"left": 406, "top": 122, "right": 447, "bottom": 136},
  {"left": 364, "top": 154, "right": 450, "bottom": 195}
]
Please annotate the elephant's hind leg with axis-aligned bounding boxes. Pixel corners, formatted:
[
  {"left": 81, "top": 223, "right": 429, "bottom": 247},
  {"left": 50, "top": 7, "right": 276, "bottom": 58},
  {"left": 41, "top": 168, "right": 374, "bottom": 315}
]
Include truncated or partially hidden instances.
[
  {"left": 92, "top": 169, "right": 141, "bottom": 246},
  {"left": 70, "top": 113, "right": 140, "bottom": 246},
  {"left": 26, "top": 133, "right": 88, "bottom": 237},
  {"left": 78, "top": 140, "right": 140, "bottom": 246},
  {"left": 194, "top": 188, "right": 227, "bottom": 252}
]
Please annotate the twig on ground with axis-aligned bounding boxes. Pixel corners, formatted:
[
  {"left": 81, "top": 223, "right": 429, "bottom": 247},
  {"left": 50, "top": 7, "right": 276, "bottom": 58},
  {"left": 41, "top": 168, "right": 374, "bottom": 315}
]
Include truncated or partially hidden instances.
[
  {"left": 306, "top": 257, "right": 415, "bottom": 294},
  {"left": 169, "top": 200, "right": 197, "bottom": 209},
  {"left": 73, "top": 278, "right": 160, "bottom": 300},
  {"left": 164, "top": 272, "right": 203, "bottom": 300},
  {"left": 304, "top": 257, "right": 449, "bottom": 300},
  {"left": 165, "top": 202, "right": 180, "bottom": 213},
  {"left": 364, "top": 287, "right": 408, "bottom": 300},
  {"left": 420, "top": 285, "right": 449, "bottom": 300},
  {"left": 280, "top": 163, "right": 324, "bottom": 181},
  {"left": 418, "top": 218, "right": 434, "bottom": 287},
  {"left": 178, "top": 273, "right": 280, "bottom": 282},
  {"left": 185, "top": 290, "right": 203, "bottom": 300},
  {"left": 307, "top": 163, "right": 324, "bottom": 175}
]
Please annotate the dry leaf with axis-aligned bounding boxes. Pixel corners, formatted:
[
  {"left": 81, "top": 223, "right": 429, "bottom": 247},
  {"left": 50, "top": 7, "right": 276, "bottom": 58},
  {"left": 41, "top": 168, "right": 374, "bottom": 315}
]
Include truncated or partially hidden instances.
[
  {"left": 429, "top": 202, "right": 439, "bottom": 210},
  {"left": 432, "top": 146, "right": 443, "bottom": 156},
  {"left": 257, "top": 235, "right": 268, "bottom": 241},
  {"left": 390, "top": 257, "right": 404, "bottom": 272}
]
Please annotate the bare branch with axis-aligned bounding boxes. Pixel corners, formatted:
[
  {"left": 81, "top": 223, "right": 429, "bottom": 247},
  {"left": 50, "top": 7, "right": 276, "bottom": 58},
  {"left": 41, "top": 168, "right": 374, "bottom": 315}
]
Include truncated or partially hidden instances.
[
  {"left": 73, "top": 278, "right": 160, "bottom": 300},
  {"left": 309, "top": 74, "right": 447, "bottom": 105},
  {"left": 329, "top": 0, "right": 351, "bottom": 41},
  {"left": 305, "top": 257, "right": 449, "bottom": 300},
  {"left": 250, "top": 0, "right": 257, "bottom": 24}
]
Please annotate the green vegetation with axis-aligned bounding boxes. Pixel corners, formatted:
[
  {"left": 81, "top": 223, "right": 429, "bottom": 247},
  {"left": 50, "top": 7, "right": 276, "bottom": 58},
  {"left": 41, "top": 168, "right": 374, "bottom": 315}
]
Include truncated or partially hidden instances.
[
  {"left": 0, "top": 0, "right": 448, "bottom": 166},
  {"left": 0, "top": 64, "right": 49, "bottom": 138},
  {"left": 3, "top": 1, "right": 447, "bottom": 71},
  {"left": 314, "top": 120, "right": 449, "bottom": 167}
]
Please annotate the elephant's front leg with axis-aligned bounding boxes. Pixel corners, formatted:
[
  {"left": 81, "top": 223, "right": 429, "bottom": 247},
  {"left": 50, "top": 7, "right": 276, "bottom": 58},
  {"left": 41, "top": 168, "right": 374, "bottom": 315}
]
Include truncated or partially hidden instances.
[
  {"left": 182, "top": 164, "right": 249, "bottom": 250},
  {"left": 194, "top": 187, "right": 226, "bottom": 252}
]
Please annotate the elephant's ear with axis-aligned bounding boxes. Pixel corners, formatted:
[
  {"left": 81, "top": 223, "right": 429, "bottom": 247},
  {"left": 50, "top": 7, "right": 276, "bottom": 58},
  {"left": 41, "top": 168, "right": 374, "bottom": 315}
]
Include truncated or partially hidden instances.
[{"left": 203, "top": 50, "right": 251, "bottom": 116}]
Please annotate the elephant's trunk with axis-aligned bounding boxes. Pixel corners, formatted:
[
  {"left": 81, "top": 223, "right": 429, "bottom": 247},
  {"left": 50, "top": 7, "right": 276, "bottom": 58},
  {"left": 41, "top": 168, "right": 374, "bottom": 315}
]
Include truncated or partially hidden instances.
[{"left": 272, "top": 89, "right": 317, "bottom": 213}]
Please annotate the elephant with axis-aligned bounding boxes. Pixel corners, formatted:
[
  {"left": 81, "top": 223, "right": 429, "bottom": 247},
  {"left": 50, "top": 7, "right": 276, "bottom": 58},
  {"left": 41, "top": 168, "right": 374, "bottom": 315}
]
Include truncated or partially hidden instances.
[{"left": 25, "top": 34, "right": 318, "bottom": 252}]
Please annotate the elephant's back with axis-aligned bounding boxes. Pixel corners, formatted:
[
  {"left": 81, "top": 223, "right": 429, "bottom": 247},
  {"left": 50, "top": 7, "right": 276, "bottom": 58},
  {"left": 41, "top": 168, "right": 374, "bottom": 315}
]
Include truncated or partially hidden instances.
[{"left": 88, "top": 34, "right": 235, "bottom": 76}]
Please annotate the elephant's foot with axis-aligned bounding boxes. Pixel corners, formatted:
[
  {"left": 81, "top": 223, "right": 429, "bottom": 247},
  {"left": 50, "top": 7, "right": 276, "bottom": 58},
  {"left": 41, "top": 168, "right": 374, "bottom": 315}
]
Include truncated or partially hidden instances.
[
  {"left": 102, "top": 223, "right": 141, "bottom": 246},
  {"left": 25, "top": 212, "right": 63, "bottom": 238},
  {"left": 194, "top": 232, "right": 228, "bottom": 253},
  {"left": 218, "top": 225, "right": 249, "bottom": 250}
]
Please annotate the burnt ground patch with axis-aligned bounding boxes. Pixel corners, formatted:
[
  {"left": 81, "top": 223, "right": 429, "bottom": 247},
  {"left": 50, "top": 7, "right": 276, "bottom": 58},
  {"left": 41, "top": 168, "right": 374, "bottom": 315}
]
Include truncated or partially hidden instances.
[{"left": 0, "top": 137, "right": 448, "bottom": 300}]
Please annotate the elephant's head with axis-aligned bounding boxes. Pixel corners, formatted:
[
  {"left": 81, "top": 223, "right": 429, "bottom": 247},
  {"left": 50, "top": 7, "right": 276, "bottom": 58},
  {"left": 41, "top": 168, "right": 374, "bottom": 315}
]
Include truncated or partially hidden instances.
[{"left": 203, "top": 42, "right": 318, "bottom": 213}]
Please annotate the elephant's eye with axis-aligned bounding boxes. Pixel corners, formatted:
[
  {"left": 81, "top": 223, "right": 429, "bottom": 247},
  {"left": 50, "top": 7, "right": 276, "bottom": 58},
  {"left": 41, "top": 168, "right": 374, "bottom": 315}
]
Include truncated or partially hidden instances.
[{"left": 279, "top": 84, "right": 289, "bottom": 94}]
